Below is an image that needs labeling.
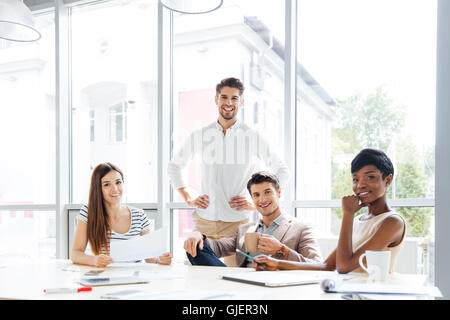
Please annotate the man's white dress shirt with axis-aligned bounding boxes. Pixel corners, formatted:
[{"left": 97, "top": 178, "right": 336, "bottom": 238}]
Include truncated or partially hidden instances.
[{"left": 168, "top": 120, "right": 289, "bottom": 222}]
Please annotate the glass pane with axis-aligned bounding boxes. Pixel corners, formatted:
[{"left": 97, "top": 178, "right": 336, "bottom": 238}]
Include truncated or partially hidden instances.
[
  {"left": 296, "top": 0, "right": 436, "bottom": 201},
  {"left": 115, "top": 114, "right": 123, "bottom": 142},
  {"left": 0, "top": 210, "right": 56, "bottom": 258},
  {"left": 172, "top": 0, "right": 286, "bottom": 201},
  {"left": 171, "top": 209, "right": 196, "bottom": 263},
  {"left": 90, "top": 110, "right": 95, "bottom": 142},
  {"left": 296, "top": 0, "right": 436, "bottom": 283},
  {"left": 71, "top": 0, "right": 158, "bottom": 203},
  {"left": 0, "top": 13, "right": 55, "bottom": 205},
  {"left": 296, "top": 207, "right": 435, "bottom": 283}
]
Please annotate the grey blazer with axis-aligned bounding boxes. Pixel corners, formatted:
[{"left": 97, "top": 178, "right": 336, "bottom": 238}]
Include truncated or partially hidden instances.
[{"left": 205, "top": 213, "right": 323, "bottom": 267}]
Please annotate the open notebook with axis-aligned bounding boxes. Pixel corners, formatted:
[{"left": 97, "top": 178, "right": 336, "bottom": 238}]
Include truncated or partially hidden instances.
[{"left": 222, "top": 271, "right": 356, "bottom": 287}]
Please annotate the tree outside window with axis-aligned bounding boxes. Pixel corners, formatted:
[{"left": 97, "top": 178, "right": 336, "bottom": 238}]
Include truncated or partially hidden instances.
[{"left": 331, "top": 86, "right": 434, "bottom": 239}]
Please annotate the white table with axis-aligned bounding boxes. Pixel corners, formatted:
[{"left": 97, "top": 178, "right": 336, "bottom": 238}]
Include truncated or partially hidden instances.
[{"left": 0, "top": 257, "right": 434, "bottom": 300}]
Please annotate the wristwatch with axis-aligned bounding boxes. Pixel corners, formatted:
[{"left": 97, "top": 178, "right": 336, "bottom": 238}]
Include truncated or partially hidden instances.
[{"left": 274, "top": 244, "right": 290, "bottom": 259}]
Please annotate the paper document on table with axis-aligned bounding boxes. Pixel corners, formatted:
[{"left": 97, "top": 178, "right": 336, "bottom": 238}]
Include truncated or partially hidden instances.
[
  {"left": 323, "top": 280, "right": 442, "bottom": 297},
  {"left": 101, "top": 289, "right": 267, "bottom": 300},
  {"left": 110, "top": 227, "right": 168, "bottom": 262},
  {"left": 222, "top": 270, "right": 358, "bottom": 287}
]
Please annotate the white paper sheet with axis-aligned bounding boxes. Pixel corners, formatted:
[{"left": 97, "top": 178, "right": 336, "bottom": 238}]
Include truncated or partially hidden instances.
[
  {"left": 329, "top": 281, "right": 442, "bottom": 297},
  {"left": 110, "top": 227, "right": 168, "bottom": 262},
  {"left": 107, "top": 262, "right": 148, "bottom": 268},
  {"left": 135, "top": 269, "right": 187, "bottom": 280},
  {"left": 101, "top": 289, "right": 268, "bottom": 300}
]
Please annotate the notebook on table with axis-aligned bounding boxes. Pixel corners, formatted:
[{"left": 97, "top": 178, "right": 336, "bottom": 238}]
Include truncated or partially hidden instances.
[{"left": 222, "top": 271, "right": 328, "bottom": 287}]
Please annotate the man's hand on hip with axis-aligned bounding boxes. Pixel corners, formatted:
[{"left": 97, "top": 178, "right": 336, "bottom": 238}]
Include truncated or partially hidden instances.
[
  {"left": 187, "top": 195, "right": 210, "bottom": 209},
  {"left": 229, "top": 195, "right": 255, "bottom": 211},
  {"left": 183, "top": 231, "right": 204, "bottom": 257}
]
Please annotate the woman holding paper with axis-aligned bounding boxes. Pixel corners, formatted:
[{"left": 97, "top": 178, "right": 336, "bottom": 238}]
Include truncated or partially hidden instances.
[{"left": 70, "top": 162, "right": 171, "bottom": 267}]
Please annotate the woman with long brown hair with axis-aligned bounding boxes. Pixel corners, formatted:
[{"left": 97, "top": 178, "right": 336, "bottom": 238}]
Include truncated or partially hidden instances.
[{"left": 70, "top": 162, "right": 171, "bottom": 267}]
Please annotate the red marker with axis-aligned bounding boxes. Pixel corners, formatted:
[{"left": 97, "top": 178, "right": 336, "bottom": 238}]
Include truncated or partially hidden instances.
[{"left": 43, "top": 287, "right": 92, "bottom": 294}]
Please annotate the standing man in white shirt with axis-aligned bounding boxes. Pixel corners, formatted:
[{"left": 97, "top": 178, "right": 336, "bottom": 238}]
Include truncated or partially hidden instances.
[{"left": 168, "top": 77, "right": 290, "bottom": 266}]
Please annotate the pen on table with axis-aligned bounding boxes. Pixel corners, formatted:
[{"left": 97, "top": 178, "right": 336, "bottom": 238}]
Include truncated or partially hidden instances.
[
  {"left": 43, "top": 287, "right": 92, "bottom": 294},
  {"left": 235, "top": 249, "right": 264, "bottom": 265}
]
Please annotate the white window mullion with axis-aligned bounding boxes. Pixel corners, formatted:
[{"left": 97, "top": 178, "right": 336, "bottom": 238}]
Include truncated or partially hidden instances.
[
  {"left": 55, "top": 0, "right": 71, "bottom": 259},
  {"left": 158, "top": 2, "right": 173, "bottom": 253},
  {"left": 283, "top": 0, "right": 297, "bottom": 217},
  {"left": 292, "top": 198, "right": 435, "bottom": 209}
]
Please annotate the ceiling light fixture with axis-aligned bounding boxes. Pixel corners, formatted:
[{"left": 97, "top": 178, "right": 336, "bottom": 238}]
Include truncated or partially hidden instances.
[
  {"left": 0, "top": 0, "right": 41, "bottom": 42},
  {"left": 161, "top": 0, "right": 223, "bottom": 14}
]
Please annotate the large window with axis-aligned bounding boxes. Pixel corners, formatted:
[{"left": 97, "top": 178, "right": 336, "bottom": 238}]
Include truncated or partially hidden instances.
[
  {"left": 0, "top": 11, "right": 55, "bottom": 257},
  {"left": 0, "top": 13, "right": 55, "bottom": 205},
  {"left": 296, "top": 0, "right": 436, "bottom": 281},
  {"left": 0, "top": 1, "right": 442, "bottom": 288},
  {"left": 172, "top": 0, "right": 286, "bottom": 160},
  {"left": 171, "top": 1, "right": 286, "bottom": 247},
  {"left": 70, "top": 0, "right": 159, "bottom": 204}
]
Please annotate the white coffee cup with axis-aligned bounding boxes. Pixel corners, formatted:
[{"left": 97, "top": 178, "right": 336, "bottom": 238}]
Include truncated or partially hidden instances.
[{"left": 358, "top": 250, "right": 391, "bottom": 281}]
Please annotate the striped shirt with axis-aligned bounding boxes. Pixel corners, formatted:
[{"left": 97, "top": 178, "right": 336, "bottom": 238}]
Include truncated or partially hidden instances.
[{"left": 77, "top": 205, "right": 151, "bottom": 254}]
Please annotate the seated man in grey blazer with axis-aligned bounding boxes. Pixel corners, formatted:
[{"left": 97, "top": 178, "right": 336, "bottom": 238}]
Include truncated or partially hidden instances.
[{"left": 184, "top": 171, "right": 323, "bottom": 267}]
